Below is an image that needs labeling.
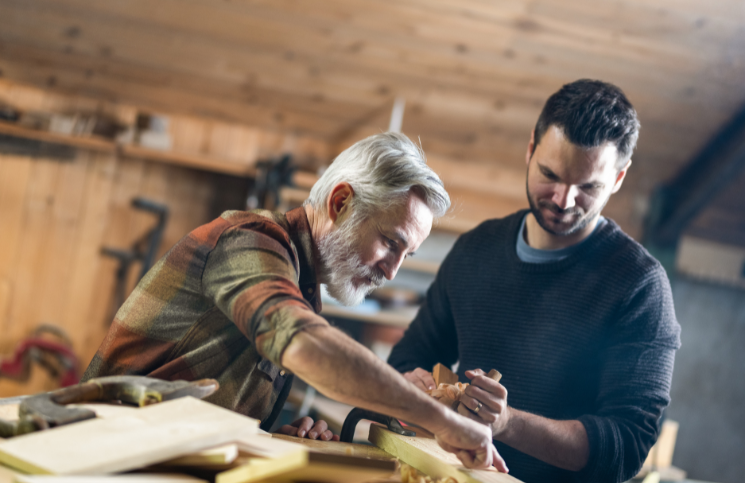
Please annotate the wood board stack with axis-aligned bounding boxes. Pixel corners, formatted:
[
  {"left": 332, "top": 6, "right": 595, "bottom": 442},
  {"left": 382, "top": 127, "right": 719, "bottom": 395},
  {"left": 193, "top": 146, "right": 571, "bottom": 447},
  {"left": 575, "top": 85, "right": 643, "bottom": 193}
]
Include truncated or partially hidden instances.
[{"left": 0, "top": 397, "right": 397, "bottom": 483}]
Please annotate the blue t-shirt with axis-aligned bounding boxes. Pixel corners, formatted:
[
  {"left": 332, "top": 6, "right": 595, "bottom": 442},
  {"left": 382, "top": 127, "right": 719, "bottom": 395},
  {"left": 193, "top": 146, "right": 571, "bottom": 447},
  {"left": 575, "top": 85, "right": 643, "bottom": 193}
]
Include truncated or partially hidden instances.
[{"left": 516, "top": 214, "right": 606, "bottom": 263}]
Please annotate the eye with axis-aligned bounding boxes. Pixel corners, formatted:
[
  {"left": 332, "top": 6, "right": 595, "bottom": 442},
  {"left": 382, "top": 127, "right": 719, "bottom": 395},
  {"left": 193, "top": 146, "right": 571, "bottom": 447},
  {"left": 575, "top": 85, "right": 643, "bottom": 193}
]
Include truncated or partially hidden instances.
[
  {"left": 581, "top": 184, "right": 602, "bottom": 193},
  {"left": 383, "top": 236, "right": 397, "bottom": 251}
]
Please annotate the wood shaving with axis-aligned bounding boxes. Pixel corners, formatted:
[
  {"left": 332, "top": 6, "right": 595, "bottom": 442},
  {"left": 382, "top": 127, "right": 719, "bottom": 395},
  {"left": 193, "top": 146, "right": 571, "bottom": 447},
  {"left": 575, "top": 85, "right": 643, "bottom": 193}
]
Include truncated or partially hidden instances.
[
  {"left": 400, "top": 463, "right": 458, "bottom": 483},
  {"left": 427, "top": 382, "right": 469, "bottom": 409}
]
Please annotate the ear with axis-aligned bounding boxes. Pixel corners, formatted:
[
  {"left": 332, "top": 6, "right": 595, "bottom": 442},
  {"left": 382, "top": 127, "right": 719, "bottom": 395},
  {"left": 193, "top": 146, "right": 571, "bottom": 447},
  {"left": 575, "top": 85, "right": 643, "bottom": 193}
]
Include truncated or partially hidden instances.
[
  {"left": 525, "top": 130, "right": 536, "bottom": 166},
  {"left": 611, "top": 159, "right": 632, "bottom": 194},
  {"left": 327, "top": 182, "right": 355, "bottom": 223}
]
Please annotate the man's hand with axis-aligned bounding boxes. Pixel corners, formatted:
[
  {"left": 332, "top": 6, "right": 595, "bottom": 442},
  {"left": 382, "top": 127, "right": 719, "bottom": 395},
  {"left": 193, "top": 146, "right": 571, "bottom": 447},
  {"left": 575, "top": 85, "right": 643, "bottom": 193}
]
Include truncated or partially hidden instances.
[
  {"left": 434, "top": 410, "right": 509, "bottom": 472},
  {"left": 275, "top": 416, "right": 340, "bottom": 441},
  {"left": 403, "top": 367, "right": 436, "bottom": 392},
  {"left": 457, "top": 369, "right": 510, "bottom": 436}
]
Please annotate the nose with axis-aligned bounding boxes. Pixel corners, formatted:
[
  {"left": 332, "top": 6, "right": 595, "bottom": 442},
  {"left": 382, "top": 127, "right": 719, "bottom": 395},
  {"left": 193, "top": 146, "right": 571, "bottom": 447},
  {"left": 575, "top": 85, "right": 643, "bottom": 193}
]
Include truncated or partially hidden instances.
[
  {"left": 380, "top": 252, "right": 405, "bottom": 281},
  {"left": 552, "top": 184, "right": 578, "bottom": 210}
]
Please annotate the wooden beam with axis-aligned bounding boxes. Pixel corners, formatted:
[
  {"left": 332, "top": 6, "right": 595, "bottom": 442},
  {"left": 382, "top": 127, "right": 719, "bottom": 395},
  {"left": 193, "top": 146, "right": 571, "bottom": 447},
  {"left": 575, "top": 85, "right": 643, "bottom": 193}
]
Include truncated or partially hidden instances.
[{"left": 644, "top": 104, "right": 745, "bottom": 246}]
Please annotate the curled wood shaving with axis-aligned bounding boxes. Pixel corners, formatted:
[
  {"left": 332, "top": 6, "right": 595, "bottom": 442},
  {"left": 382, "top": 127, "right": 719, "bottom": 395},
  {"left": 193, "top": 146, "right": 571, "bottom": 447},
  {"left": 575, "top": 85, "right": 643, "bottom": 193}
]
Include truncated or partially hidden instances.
[
  {"left": 427, "top": 382, "right": 469, "bottom": 409},
  {"left": 400, "top": 463, "right": 458, "bottom": 483}
]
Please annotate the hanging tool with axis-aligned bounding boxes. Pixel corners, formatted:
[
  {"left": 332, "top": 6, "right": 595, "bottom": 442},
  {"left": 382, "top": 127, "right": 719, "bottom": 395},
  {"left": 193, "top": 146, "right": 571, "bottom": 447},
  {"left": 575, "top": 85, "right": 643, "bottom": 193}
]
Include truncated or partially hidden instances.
[
  {"left": 0, "top": 325, "right": 80, "bottom": 388},
  {"left": 101, "top": 197, "right": 169, "bottom": 320},
  {"left": 246, "top": 154, "right": 296, "bottom": 210}
]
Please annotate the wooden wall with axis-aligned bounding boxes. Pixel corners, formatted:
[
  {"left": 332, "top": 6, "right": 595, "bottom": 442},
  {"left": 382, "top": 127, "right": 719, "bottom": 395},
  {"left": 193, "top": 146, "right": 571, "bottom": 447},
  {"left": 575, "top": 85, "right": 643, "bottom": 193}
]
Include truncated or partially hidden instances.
[{"left": 0, "top": 150, "right": 223, "bottom": 396}]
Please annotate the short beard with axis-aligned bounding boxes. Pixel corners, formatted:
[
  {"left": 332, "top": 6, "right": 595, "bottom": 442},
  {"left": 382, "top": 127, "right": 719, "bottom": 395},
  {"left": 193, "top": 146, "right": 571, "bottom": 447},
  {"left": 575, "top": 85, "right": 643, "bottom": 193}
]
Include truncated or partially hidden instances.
[
  {"left": 526, "top": 177, "right": 607, "bottom": 237},
  {"left": 317, "top": 211, "right": 386, "bottom": 306}
]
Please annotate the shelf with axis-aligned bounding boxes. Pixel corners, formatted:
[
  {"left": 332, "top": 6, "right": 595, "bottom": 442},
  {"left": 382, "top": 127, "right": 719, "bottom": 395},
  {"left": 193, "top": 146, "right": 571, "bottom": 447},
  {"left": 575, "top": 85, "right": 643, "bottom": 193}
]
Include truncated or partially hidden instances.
[
  {"left": 0, "top": 120, "right": 258, "bottom": 177},
  {"left": 321, "top": 304, "right": 417, "bottom": 328},
  {"left": 0, "top": 120, "right": 115, "bottom": 152},
  {"left": 121, "top": 144, "right": 256, "bottom": 177}
]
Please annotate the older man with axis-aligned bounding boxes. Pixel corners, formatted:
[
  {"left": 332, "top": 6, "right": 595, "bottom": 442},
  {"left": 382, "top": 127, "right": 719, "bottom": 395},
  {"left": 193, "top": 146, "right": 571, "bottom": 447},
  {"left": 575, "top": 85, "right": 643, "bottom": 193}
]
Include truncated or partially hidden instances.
[
  {"left": 389, "top": 80, "right": 681, "bottom": 482},
  {"left": 84, "top": 133, "right": 505, "bottom": 470}
]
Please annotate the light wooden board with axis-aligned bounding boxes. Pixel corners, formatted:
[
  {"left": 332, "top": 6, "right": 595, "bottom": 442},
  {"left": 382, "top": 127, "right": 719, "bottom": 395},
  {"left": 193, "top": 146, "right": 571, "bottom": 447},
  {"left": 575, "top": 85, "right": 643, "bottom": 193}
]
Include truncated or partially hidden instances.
[
  {"left": 270, "top": 434, "right": 392, "bottom": 460},
  {"left": 0, "top": 397, "right": 258, "bottom": 475},
  {"left": 14, "top": 475, "right": 207, "bottom": 483},
  {"left": 161, "top": 444, "right": 239, "bottom": 467},
  {"left": 0, "top": 464, "right": 21, "bottom": 483},
  {"left": 260, "top": 452, "right": 396, "bottom": 483},
  {"left": 368, "top": 424, "right": 522, "bottom": 483}
]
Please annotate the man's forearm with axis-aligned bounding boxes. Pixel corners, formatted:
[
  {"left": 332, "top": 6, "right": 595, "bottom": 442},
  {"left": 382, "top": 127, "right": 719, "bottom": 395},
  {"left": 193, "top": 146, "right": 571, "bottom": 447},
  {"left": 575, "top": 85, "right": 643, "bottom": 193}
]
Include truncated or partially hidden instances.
[
  {"left": 281, "top": 324, "right": 450, "bottom": 432},
  {"left": 498, "top": 408, "right": 589, "bottom": 472}
]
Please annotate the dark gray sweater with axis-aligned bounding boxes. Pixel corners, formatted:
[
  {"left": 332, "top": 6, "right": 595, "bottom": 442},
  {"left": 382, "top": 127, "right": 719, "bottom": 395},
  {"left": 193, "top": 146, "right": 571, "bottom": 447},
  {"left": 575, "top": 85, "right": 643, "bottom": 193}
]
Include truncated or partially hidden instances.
[{"left": 388, "top": 211, "right": 681, "bottom": 483}]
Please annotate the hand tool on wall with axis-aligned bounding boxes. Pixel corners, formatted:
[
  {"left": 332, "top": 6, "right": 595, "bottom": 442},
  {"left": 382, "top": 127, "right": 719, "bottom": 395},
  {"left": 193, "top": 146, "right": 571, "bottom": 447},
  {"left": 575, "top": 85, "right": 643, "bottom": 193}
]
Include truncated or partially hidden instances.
[
  {"left": 101, "top": 197, "right": 169, "bottom": 320},
  {"left": 0, "top": 325, "right": 80, "bottom": 388},
  {"left": 246, "top": 154, "right": 296, "bottom": 210},
  {"left": 0, "top": 375, "right": 218, "bottom": 438}
]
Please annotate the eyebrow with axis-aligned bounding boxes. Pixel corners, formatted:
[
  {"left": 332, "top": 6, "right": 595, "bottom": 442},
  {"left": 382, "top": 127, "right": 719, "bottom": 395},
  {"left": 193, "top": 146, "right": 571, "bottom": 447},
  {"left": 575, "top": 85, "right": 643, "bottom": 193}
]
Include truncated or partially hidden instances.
[{"left": 538, "top": 163, "right": 559, "bottom": 179}]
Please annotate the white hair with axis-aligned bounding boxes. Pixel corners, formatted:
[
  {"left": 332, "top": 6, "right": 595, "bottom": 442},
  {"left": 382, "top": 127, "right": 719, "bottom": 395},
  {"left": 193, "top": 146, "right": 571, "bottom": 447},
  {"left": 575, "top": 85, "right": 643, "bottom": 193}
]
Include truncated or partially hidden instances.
[{"left": 305, "top": 132, "right": 450, "bottom": 218}]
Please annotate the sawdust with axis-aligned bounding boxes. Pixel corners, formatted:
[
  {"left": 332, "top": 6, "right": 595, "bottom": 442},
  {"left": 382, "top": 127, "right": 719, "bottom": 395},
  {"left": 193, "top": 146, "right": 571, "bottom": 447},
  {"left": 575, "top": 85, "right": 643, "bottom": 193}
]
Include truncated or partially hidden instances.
[{"left": 400, "top": 463, "right": 458, "bottom": 483}]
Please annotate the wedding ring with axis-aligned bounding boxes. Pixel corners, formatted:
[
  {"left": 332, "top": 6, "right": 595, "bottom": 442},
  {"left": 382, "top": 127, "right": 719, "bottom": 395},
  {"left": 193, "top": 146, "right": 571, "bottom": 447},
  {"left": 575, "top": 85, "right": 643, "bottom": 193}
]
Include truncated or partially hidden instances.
[{"left": 474, "top": 401, "right": 482, "bottom": 413}]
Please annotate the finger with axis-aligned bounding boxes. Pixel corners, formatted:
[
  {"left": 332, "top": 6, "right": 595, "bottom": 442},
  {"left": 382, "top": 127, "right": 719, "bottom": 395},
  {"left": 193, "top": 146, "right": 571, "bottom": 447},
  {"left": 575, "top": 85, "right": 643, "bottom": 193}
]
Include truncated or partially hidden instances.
[
  {"left": 457, "top": 449, "right": 477, "bottom": 468},
  {"left": 320, "top": 429, "right": 335, "bottom": 441},
  {"left": 459, "top": 395, "right": 496, "bottom": 423},
  {"left": 457, "top": 401, "right": 486, "bottom": 423},
  {"left": 331, "top": 433, "right": 340, "bottom": 441},
  {"left": 409, "top": 377, "right": 430, "bottom": 392},
  {"left": 308, "top": 420, "right": 329, "bottom": 440},
  {"left": 464, "top": 385, "right": 504, "bottom": 413},
  {"left": 294, "top": 416, "right": 314, "bottom": 438},
  {"left": 468, "top": 375, "right": 507, "bottom": 397},
  {"left": 492, "top": 446, "right": 509, "bottom": 473},
  {"left": 415, "top": 369, "right": 437, "bottom": 391},
  {"left": 435, "top": 436, "right": 457, "bottom": 454},
  {"left": 465, "top": 368, "right": 486, "bottom": 380},
  {"left": 276, "top": 424, "right": 299, "bottom": 436}
]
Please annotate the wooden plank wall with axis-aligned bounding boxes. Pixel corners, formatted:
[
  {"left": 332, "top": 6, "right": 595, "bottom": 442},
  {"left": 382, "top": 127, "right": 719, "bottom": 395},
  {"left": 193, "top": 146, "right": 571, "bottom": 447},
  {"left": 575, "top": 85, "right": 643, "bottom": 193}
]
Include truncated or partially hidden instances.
[{"left": 0, "top": 150, "right": 220, "bottom": 397}]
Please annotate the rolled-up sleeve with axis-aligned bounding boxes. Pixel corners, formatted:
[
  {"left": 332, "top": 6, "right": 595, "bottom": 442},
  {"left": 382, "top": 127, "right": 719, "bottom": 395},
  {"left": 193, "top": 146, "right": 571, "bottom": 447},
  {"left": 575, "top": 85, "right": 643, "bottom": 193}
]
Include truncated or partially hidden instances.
[
  {"left": 202, "top": 224, "right": 328, "bottom": 368},
  {"left": 577, "top": 268, "right": 681, "bottom": 482}
]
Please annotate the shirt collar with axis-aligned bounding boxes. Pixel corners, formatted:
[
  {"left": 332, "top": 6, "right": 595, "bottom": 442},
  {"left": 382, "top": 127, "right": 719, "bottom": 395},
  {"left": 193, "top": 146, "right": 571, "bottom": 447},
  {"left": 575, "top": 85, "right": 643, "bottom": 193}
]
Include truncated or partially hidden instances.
[{"left": 285, "top": 206, "right": 322, "bottom": 313}]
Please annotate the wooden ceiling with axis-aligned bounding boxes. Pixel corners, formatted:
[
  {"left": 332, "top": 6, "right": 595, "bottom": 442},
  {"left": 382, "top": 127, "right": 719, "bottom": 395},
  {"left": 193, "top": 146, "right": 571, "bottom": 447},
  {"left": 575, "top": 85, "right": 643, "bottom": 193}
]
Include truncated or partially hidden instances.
[{"left": 2, "top": 0, "right": 745, "bottom": 239}]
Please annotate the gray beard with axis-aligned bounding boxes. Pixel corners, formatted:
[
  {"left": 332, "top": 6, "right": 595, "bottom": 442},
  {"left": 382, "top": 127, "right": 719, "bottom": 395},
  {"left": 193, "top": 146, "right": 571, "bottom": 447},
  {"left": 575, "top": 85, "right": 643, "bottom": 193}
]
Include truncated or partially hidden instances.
[{"left": 317, "top": 213, "right": 386, "bottom": 306}]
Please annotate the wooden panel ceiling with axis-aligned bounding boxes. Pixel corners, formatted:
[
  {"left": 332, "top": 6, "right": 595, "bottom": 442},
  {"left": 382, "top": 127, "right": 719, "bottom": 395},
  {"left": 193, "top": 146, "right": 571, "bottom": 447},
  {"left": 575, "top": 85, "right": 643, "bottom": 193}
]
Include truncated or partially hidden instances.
[{"left": 2, "top": 0, "right": 745, "bottom": 239}]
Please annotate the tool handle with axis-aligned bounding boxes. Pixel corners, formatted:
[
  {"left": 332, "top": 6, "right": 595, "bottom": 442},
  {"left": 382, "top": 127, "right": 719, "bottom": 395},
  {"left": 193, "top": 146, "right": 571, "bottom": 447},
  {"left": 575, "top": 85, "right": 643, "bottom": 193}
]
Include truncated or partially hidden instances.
[{"left": 487, "top": 368, "right": 502, "bottom": 382}]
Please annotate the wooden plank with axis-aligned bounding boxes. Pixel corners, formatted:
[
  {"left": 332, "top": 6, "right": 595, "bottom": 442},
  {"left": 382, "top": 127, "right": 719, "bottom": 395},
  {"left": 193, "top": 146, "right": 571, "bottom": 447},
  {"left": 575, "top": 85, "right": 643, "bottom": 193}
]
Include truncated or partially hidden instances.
[
  {"left": 35, "top": 152, "right": 91, "bottom": 343},
  {"left": 0, "top": 464, "right": 21, "bottom": 483},
  {"left": 215, "top": 444, "right": 307, "bottom": 483},
  {"left": 4, "top": 157, "right": 60, "bottom": 348},
  {"left": 60, "top": 151, "right": 118, "bottom": 353},
  {"left": 162, "top": 444, "right": 239, "bottom": 467},
  {"left": 121, "top": 145, "right": 256, "bottom": 177},
  {"left": 0, "top": 121, "right": 115, "bottom": 153},
  {"left": 270, "top": 434, "right": 392, "bottom": 460},
  {"left": 0, "top": 397, "right": 258, "bottom": 475},
  {"left": 260, "top": 451, "right": 396, "bottom": 483},
  {"left": 15, "top": 475, "right": 207, "bottom": 483},
  {"left": 368, "top": 424, "right": 522, "bottom": 483},
  {"left": 0, "top": 280, "right": 11, "bottom": 337}
]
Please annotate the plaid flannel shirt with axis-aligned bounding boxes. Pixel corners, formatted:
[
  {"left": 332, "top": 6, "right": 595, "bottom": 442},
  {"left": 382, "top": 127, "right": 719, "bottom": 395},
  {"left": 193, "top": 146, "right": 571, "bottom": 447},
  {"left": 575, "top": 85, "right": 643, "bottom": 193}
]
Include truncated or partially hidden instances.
[{"left": 83, "top": 207, "right": 326, "bottom": 429}]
